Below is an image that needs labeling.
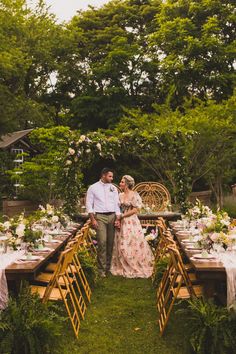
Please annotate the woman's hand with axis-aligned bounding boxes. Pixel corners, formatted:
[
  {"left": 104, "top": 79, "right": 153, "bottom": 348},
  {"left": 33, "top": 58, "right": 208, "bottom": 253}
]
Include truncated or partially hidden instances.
[{"left": 114, "top": 219, "right": 121, "bottom": 229}]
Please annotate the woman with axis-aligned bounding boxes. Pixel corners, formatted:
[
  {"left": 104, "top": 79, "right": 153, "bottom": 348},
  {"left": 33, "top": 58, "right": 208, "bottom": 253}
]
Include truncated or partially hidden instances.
[{"left": 111, "top": 175, "right": 154, "bottom": 278}]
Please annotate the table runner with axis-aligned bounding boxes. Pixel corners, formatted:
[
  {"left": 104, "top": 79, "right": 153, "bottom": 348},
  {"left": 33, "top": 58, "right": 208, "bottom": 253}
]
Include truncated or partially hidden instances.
[
  {"left": 0, "top": 251, "right": 24, "bottom": 310},
  {"left": 216, "top": 252, "right": 236, "bottom": 308}
]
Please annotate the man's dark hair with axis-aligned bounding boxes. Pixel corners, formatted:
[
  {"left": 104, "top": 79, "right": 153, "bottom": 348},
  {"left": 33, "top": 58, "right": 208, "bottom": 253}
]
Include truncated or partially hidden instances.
[{"left": 101, "top": 167, "right": 114, "bottom": 176}]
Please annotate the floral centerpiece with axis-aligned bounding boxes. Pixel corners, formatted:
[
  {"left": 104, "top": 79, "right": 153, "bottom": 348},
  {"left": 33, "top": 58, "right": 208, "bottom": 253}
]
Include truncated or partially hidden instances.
[
  {"left": 0, "top": 213, "right": 28, "bottom": 250},
  {"left": 35, "top": 204, "right": 70, "bottom": 229},
  {"left": 197, "top": 211, "right": 234, "bottom": 250},
  {"left": 23, "top": 227, "right": 43, "bottom": 249},
  {"left": 186, "top": 199, "right": 213, "bottom": 221}
]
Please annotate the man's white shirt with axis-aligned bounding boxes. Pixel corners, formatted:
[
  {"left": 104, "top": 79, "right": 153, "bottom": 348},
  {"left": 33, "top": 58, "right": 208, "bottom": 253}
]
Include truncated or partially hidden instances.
[{"left": 86, "top": 180, "right": 121, "bottom": 216}]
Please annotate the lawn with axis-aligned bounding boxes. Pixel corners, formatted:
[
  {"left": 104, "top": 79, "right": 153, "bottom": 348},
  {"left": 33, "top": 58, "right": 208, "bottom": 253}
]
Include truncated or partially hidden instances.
[{"left": 60, "top": 275, "right": 190, "bottom": 354}]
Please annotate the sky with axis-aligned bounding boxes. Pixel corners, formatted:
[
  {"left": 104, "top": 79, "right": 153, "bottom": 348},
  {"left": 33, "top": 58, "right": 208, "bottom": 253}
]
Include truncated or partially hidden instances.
[{"left": 28, "top": 0, "right": 110, "bottom": 22}]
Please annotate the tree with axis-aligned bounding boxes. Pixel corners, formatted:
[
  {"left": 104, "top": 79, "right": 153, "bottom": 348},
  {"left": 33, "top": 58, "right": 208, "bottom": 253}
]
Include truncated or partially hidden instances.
[
  {"left": 113, "top": 93, "right": 236, "bottom": 207},
  {"left": 0, "top": 0, "right": 63, "bottom": 134},
  {"left": 151, "top": 0, "right": 236, "bottom": 108},
  {"left": 55, "top": 0, "right": 162, "bottom": 131},
  {"left": 9, "top": 126, "right": 79, "bottom": 204}
]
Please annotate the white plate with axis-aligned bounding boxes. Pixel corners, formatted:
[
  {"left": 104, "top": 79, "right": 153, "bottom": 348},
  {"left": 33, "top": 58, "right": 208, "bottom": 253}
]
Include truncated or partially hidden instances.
[
  {"left": 0, "top": 236, "right": 8, "bottom": 241},
  {"left": 192, "top": 253, "right": 216, "bottom": 260},
  {"left": 181, "top": 239, "right": 195, "bottom": 243},
  {"left": 45, "top": 239, "right": 61, "bottom": 243},
  {"left": 186, "top": 246, "right": 202, "bottom": 251},
  {"left": 33, "top": 247, "right": 51, "bottom": 252},
  {"left": 47, "top": 230, "right": 60, "bottom": 235},
  {"left": 19, "top": 255, "right": 42, "bottom": 261},
  {"left": 177, "top": 229, "right": 191, "bottom": 233}
]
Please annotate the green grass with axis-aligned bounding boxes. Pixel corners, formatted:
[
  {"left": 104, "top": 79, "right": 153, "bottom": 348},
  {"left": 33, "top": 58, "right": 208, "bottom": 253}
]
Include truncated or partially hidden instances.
[{"left": 59, "top": 276, "right": 190, "bottom": 354}]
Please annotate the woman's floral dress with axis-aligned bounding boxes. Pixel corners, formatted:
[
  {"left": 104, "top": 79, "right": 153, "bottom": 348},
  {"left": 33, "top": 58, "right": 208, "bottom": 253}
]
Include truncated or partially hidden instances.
[{"left": 111, "top": 192, "right": 154, "bottom": 278}]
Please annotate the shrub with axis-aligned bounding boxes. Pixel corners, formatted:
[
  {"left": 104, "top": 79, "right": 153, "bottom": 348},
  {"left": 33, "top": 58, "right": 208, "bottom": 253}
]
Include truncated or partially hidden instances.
[
  {"left": 185, "top": 298, "right": 236, "bottom": 354},
  {"left": 0, "top": 285, "right": 65, "bottom": 354},
  {"left": 152, "top": 256, "right": 169, "bottom": 288},
  {"left": 78, "top": 247, "right": 98, "bottom": 287}
]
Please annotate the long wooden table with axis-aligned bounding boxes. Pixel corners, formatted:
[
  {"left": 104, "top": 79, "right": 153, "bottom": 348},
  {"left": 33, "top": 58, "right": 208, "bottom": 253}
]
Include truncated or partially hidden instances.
[
  {"left": 173, "top": 227, "right": 226, "bottom": 300},
  {"left": 5, "top": 227, "right": 79, "bottom": 290},
  {"left": 77, "top": 211, "right": 181, "bottom": 222}
]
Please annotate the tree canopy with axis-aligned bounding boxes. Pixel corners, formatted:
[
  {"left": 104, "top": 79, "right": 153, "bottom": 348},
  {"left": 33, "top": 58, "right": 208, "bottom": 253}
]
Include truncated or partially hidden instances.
[{"left": 0, "top": 0, "right": 235, "bottom": 210}]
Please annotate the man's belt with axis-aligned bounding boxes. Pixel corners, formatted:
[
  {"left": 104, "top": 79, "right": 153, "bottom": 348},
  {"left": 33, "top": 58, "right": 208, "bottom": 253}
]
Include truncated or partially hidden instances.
[{"left": 95, "top": 212, "right": 115, "bottom": 215}]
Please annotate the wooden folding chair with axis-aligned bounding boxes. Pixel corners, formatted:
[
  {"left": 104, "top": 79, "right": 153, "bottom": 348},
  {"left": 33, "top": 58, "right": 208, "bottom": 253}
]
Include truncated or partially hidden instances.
[
  {"left": 153, "top": 219, "right": 172, "bottom": 263},
  {"left": 30, "top": 248, "right": 81, "bottom": 338},
  {"left": 157, "top": 245, "right": 203, "bottom": 336},
  {"left": 44, "top": 233, "right": 92, "bottom": 303},
  {"left": 67, "top": 236, "right": 92, "bottom": 303},
  {"left": 33, "top": 242, "right": 87, "bottom": 320}
]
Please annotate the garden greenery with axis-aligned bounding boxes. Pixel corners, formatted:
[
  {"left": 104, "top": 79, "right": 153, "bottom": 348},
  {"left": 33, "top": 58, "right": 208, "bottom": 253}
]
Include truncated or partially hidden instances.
[
  {"left": 78, "top": 247, "right": 98, "bottom": 287},
  {"left": 183, "top": 298, "right": 236, "bottom": 354},
  {"left": 0, "top": 285, "right": 65, "bottom": 354}
]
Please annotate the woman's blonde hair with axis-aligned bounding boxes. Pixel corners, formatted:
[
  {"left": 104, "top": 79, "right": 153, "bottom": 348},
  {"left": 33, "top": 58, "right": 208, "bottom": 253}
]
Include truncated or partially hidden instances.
[{"left": 122, "top": 175, "right": 135, "bottom": 189}]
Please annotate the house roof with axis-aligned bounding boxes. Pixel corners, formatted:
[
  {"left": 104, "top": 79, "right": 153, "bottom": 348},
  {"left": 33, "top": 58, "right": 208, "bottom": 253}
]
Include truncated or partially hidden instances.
[{"left": 0, "top": 129, "right": 34, "bottom": 149}]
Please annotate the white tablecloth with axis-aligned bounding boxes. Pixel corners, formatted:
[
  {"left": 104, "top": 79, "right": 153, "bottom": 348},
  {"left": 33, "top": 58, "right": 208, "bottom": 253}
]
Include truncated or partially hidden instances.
[
  {"left": 217, "top": 252, "right": 236, "bottom": 308},
  {"left": 0, "top": 251, "right": 25, "bottom": 310}
]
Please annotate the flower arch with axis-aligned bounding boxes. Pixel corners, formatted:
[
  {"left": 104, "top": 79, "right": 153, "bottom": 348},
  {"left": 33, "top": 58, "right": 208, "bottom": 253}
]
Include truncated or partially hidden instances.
[{"left": 59, "top": 129, "right": 194, "bottom": 215}]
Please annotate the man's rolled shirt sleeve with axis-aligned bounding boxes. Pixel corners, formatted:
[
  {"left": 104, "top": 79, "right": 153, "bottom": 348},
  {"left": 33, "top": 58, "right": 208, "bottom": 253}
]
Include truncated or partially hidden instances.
[
  {"left": 86, "top": 186, "right": 94, "bottom": 214},
  {"left": 114, "top": 189, "right": 121, "bottom": 216}
]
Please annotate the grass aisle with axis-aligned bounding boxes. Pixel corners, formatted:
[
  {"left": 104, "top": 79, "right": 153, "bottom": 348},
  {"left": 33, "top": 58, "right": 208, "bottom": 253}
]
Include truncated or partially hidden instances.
[{"left": 63, "top": 276, "right": 189, "bottom": 354}]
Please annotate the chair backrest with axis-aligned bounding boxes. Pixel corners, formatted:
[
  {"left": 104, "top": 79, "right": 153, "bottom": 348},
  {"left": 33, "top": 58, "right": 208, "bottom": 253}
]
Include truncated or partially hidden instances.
[
  {"left": 43, "top": 247, "right": 73, "bottom": 302},
  {"left": 81, "top": 225, "right": 89, "bottom": 242},
  {"left": 167, "top": 245, "right": 196, "bottom": 297},
  {"left": 154, "top": 228, "right": 176, "bottom": 262},
  {"left": 133, "top": 182, "right": 171, "bottom": 211},
  {"left": 68, "top": 233, "right": 83, "bottom": 252}
]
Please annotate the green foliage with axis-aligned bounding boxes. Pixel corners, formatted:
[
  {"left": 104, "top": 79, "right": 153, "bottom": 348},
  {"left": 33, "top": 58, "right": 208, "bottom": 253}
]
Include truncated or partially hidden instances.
[
  {"left": 152, "top": 0, "right": 236, "bottom": 108},
  {"left": 0, "top": 285, "right": 65, "bottom": 354},
  {"left": 0, "top": 0, "right": 63, "bottom": 134},
  {"left": 23, "top": 227, "right": 42, "bottom": 246},
  {"left": 152, "top": 256, "right": 169, "bottom": 288},
  {"left": 57, "top": 0, "right": 161, "bottom": 131},
  {"left": 0, "top": 0, "right": 235, "bottom": 133},
  {"left": 185, "top": 298, "right": 236, "bottom": 354},
  {"left": 0, "top": 150, "right": 15, "bottom": 199},
  {"left": 8, "top": 127, "right": 83, "bottom": 207},
  {"left": 78, "top": 247, "right": 98, "bottom": 287},
  {"left": 112, "top": 94, "right": 236, "bottom": 205}
]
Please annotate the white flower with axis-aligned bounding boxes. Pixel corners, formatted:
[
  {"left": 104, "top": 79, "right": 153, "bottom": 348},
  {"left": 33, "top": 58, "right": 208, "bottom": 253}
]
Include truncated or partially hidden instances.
[
  {"left": 46, "top": 204, "right": 54, "bottom": 216},
  {"left": 145, "top": 234, "right": 156, "bottom": 241},
  {"left": 66, "top": 160, "right": 72, "bottom": 166},
  {"left": 40, "top": 217, "right": 48, "bottom": 224},
  {"left": 210, "top": 232, "right": 219, "bottom": 242},
  {"left": 15, "top": 223, "right": 25, "bottom": 238},
  {"left": 205, "top": 221, "right": 214, "bottom": 228},
  {"left": 85, "top": 149, "right": 91, "bottom": 153},
  {"left": 221, "top": 219, "right": 230, "bottom": 227},
  {"left": 3, "top": 221, "right": 11, "bottom": 230},
  {"left": 68, "top": 148, "right": 75, "bottom": 155},
  {"left": 39, "top": 205, "right": 46, "bottom": 212},
  {"left": 79, "top": 135, "right": 86, "bottom": 143},
  {"left": 96, "top": 143, "right": 102, "bottom": 151},
  {"left": 46, "top": 204, "right": 53, "bottom": 211},
  {"left": 51, "top": 215, "right": 59, "bottom": 223}
]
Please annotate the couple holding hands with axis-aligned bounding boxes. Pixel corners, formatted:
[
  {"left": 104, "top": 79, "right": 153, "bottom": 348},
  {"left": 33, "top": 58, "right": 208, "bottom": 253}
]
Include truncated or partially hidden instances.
[{"left": 86, "top": 168, "right": 153, "bottom": 278}]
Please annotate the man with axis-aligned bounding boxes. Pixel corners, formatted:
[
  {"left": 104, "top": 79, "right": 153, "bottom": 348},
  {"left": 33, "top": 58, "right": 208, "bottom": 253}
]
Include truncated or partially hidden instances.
[{"left": 86, "top": 168, "right": 121, "bottom": 277}]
